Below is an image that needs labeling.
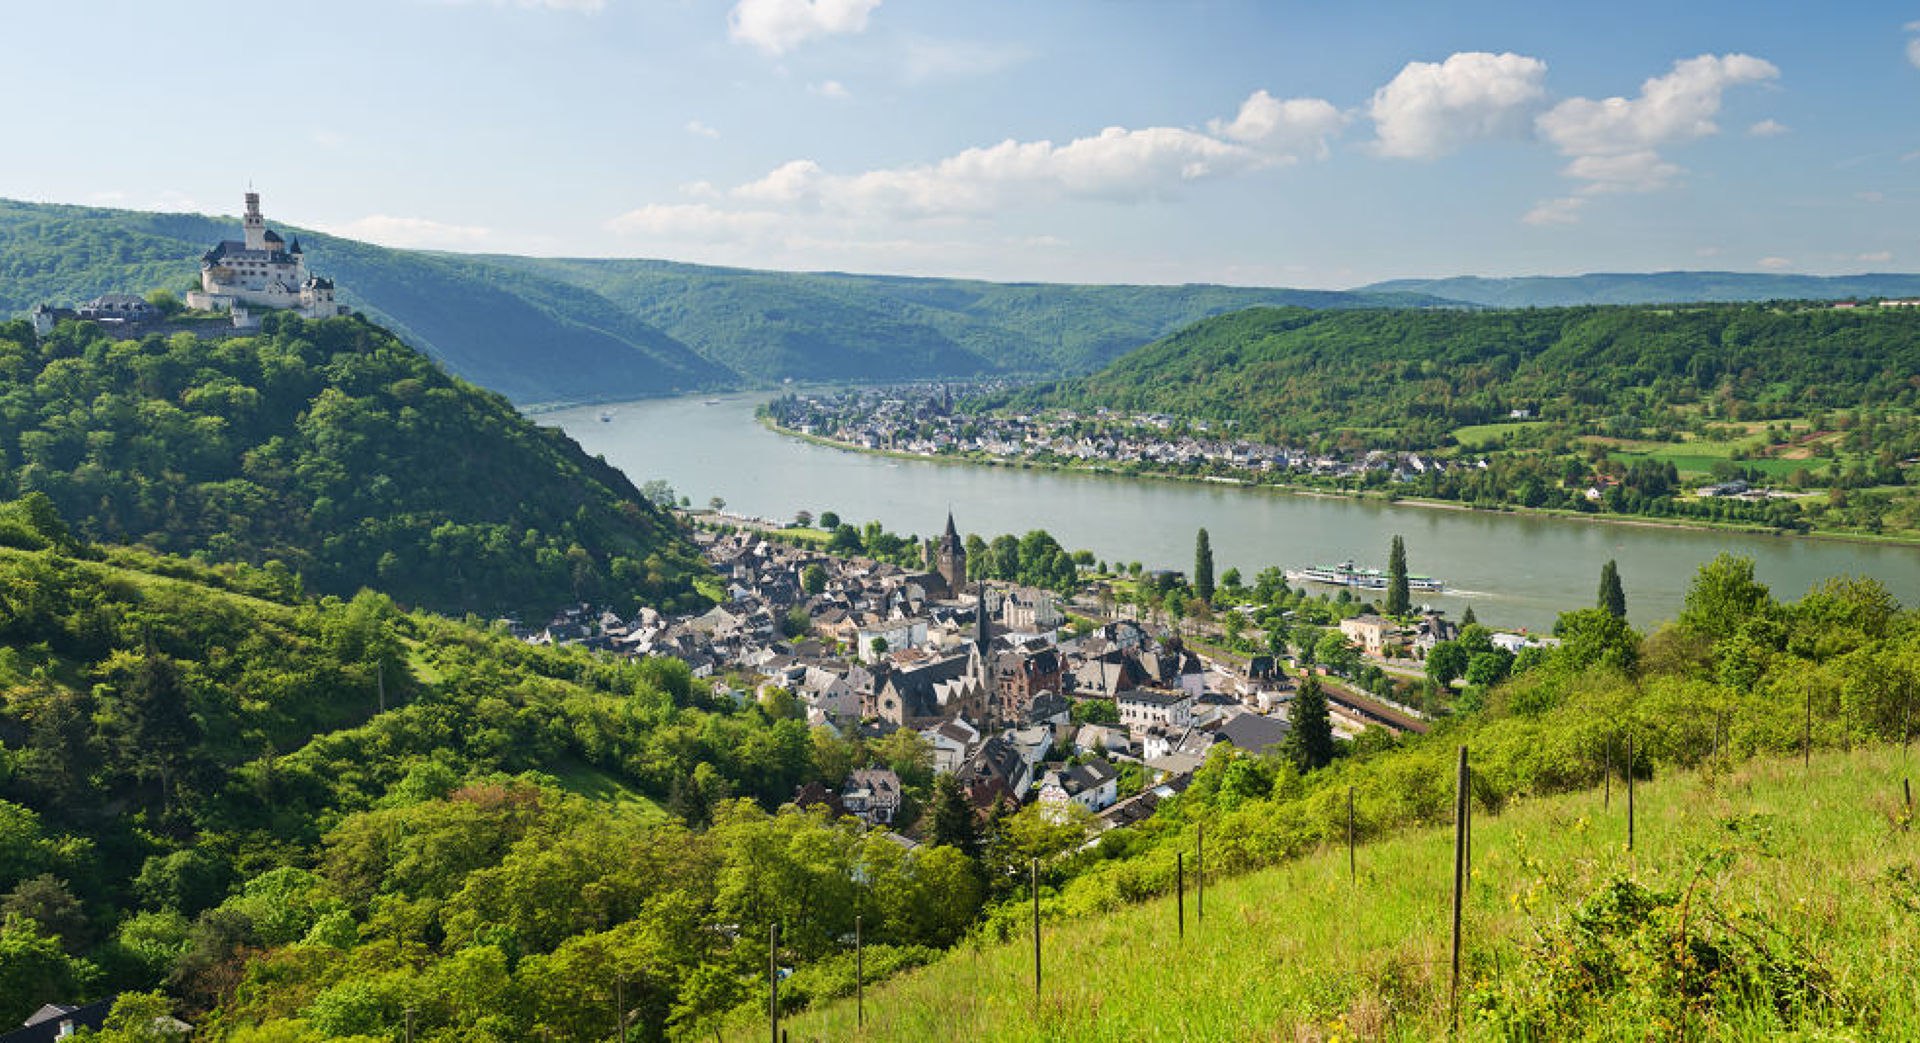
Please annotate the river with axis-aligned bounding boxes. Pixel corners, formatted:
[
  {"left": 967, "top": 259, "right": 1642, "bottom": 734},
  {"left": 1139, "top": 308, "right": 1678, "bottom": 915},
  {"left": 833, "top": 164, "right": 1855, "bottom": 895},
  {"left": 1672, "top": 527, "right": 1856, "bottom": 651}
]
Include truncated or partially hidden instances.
[{"left": 543, "top": 393, "right": 1920, "bottom": 633}]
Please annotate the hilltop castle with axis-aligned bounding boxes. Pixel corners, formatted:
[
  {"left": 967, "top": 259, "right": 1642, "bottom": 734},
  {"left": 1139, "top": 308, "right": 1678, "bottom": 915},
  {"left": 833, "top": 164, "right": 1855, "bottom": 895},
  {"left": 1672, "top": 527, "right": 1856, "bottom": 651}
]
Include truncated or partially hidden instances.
[{"left": 185, "top": 192, "right": 341, "bottom": 322}]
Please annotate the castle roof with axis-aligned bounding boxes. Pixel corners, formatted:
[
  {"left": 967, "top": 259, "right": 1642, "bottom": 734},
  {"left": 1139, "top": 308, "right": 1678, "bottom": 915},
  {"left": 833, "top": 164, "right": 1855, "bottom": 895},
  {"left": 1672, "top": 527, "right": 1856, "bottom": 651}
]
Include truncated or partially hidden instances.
[{"left": 263, "top": 229, "right": 284, "bottom": 243}]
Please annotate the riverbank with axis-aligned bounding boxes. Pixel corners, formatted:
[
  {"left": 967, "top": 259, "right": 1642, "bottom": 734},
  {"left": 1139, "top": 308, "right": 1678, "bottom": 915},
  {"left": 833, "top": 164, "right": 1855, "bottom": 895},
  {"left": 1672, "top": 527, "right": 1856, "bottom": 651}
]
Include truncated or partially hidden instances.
[{"left": 758, "top": 414, "right": 1920, "bottom": 549}]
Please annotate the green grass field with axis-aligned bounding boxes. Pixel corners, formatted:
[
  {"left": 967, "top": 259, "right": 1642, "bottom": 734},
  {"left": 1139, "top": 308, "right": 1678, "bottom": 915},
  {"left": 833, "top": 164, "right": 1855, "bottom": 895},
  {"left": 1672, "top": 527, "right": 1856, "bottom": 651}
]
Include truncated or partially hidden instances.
[
  {"left": 1452, "top": 420, "right": 1552, "bottom": 449},
  {"left": 744, "top": 744, "right": 1920, "bottom": 1041}
]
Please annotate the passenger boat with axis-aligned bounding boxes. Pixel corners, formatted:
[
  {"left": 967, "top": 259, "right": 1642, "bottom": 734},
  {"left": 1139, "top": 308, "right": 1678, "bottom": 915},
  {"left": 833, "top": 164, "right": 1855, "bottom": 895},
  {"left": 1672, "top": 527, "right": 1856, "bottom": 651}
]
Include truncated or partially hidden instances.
[{"left": 1283, "top": 560, "right": 1444, "bottom": 592}]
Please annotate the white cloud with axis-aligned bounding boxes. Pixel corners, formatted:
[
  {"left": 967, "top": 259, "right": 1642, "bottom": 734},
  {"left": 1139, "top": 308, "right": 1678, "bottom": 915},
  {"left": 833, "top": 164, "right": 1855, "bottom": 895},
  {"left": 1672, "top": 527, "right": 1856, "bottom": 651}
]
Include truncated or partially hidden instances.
[
  {"left": 1207, "top": 90, "right": 1346, "bottom": 159},
  {"left": 1529, "top": 53, "right": 1779, "bottom": 222},
  {"left": 1757, "top": 255, "right": 1792, "bottom": 270},
  {"left": 1537, "top": 53, "right": 1778, "bottom": 160},
  {"left": 323, "top": 215, "right": 493, "bottom": 249},
  {"left": 1856, "top": 190, "right": 1885, "bottom": 203},
  {"left": 1367, "top": 51, "right": 1549, "bottom": 159},
  {"left": 1858, "top": 250, "right": 1894, "bottom": 263},
  {"left": 728, "top": 0, "right": 880, "bottom": 55},
  {"left": 607, "top": 203, "right": 778, "bottom": 240},
  {"left": 685, "top": 120, "right": 721, "bottom": 139},
  {"left": 1747, "top": 118, "right": 1788, "bottom": 137},
  {"left": 722, "top": 91, "right": 1337, "bottom": 219},
  {"left": 1908, "top": 21, "right": 1920, "bottom": 68},
  {"left": 809, "top": 79, "right": 851, "bottom": 100},
  {"left": 1522, "top": 197, "right": 1588, "bottom": 226}
]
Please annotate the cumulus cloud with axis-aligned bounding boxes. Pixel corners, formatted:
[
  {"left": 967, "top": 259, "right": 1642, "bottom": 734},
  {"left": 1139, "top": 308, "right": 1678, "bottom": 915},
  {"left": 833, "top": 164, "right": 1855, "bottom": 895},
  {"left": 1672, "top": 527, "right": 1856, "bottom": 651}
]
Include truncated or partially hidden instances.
[
  {"left": 1529, "top": 53, "right": 1779, "bottom": 222},
  {"left": 607, "top": 203, "right": 778, "bottom": 240},
  {"left": 728, "top": 0, "right": 880, "bottom": 55},
  {"left": 1757, "top": 255, "right": 1792, "bottom": 270},
  {"left": 1207, "top": 90, "right": 1346, "bottom": 159},
  {"left": 1522, "top": 197, "right": 1588, "bottom": 226},
  {"left": 685, "top": 120, "right": 721, "bottom": 139},
  {"left": 1858, "top": 250, "right": 1894, "bottom": 263},
  {"left": 809, "top": 79, "right": 851, "bottom": 100},
  {"left": 323, "top": 215, "right": 493, "bottom": 249},
  {"left": 1367, "top": 51, "right": 1549, "bottom": 159},
  {"left": 1747, "top": 118, "right": 1788, "bottom": 137},
  {"left": 722, "top": 92, "right": 1337, "bottom": 219},
  {"left": 1908, "top": 21, "right": 1920, "bottom": 68}
]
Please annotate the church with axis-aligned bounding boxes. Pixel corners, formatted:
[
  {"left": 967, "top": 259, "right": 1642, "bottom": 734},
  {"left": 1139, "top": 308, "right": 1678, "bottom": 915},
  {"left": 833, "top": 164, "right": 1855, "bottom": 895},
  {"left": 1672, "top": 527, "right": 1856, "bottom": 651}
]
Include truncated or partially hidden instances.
[{"left": 185, "top": 192, "right": 342, "bottom": 322}]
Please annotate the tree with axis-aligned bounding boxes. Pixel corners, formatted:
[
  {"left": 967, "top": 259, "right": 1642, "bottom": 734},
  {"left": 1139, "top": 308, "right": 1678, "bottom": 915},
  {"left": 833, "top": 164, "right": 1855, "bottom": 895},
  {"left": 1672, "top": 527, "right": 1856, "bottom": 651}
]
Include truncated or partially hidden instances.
[
  {"left": 1425, "top": 641, "right": 1468, "bottom": 689},
  {"left": 793, "top": 509, "right": 813, "bottom": 528},
  {"left": 818, "top": 510, "right": 841, "bottom": 529},
  {"left": 1284, "top": 673, "right": 1335, "bottom": 771},
  {"left": 1461, "top": 604, "right": 1478, "bottom": 626},
  {"left": 800, "top": 563, "right": 826, "bottom": 595},
  {"left": 928, "top": 774, "right": 980, "bottom": 859},
  {"left": 707, "top": 496, "right": 726, "bottom": 512},
  {"left": 1220, "top": 566, "right": 1243, "bottom": 591},
  {"left": 1680, "top": 554, "right": 1772, "bottom": 642},
  {"left": 1193, "top": 528, "right": 1215, "bottom": 604},
  {"left": 1385, "top": 535, "right": 1410, "bottom": 616},
  {"left": 1598, "top": 558, "right": 1627, "bottom": 618}
]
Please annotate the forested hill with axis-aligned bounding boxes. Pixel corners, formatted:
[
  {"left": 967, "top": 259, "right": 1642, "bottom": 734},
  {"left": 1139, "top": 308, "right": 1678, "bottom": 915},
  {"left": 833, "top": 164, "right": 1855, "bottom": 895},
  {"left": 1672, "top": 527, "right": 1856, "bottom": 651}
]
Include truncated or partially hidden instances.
[
  {"left": 1013, "top": 303, "right": 1920, "bottom": 447},
  {"left": 0, "top": 199, "right": 1443, "bottom": 404},
  {"left": 0, "top": 312, "right": 708, "bottom": 616},
  {"left": 1358, "top": 270, "right": 1920, "bottom": 308}
]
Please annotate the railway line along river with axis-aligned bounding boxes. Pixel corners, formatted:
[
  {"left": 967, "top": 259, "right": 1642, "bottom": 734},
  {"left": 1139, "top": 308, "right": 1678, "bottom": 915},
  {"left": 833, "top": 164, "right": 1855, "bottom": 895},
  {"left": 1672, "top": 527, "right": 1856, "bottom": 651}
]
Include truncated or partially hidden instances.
[{"left": 547, "top": 393, "right": 1920, "bottom": 633}]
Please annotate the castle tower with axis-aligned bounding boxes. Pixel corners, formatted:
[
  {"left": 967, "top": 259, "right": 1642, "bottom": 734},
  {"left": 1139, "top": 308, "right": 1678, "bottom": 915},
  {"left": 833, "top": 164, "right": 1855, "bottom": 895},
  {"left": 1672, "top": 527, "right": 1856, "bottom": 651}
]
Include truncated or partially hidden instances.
[
  {"left": 936, "top": 511, "right": 967, "bottom": 596},
  {"left": 243, "top": 191, "right": 267, "bottom": 251}
]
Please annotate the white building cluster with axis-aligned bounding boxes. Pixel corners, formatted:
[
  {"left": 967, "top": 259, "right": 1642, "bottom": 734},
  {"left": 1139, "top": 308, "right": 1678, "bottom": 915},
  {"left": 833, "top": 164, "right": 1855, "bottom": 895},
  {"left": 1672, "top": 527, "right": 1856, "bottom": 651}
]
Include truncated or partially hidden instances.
[{"left": 185, "top": 192, "right": 341, "bottom": 325}]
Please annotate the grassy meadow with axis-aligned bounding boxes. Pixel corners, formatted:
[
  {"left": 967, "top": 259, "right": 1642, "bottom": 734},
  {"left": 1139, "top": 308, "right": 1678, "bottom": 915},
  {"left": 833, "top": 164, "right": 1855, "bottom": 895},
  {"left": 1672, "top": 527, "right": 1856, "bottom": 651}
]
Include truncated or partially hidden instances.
[{"left": 743, "top": 743, "right": 1920, "bottom": 1041}]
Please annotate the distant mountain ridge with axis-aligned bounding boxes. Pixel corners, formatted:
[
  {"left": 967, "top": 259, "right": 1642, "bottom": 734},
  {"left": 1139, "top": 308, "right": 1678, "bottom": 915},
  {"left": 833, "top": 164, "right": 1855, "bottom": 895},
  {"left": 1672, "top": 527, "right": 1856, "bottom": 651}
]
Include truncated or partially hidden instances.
[
  {"left": 0, "top": 198, "right": 1444, "bottom": 405},
  {"left": 1357, "top": 271, "right": 1920, "bottom": 308}
]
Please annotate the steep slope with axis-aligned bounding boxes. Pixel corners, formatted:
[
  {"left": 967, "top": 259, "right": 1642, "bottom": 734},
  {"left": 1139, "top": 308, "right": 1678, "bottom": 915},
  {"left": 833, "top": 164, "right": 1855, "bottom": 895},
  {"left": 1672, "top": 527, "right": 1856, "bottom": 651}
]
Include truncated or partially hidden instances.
[
  {"left": 0, "top": 312, "right": 708, "bottom": 615},
  {"left": 1018, "top": 303, "right": 1920, "bottom": 446},
  {"left": 1361, "top": 270, "right": 1920, "bottom": 308},
  {"left": 0, "top": 199, "right": 1451, "bottom": 402}
]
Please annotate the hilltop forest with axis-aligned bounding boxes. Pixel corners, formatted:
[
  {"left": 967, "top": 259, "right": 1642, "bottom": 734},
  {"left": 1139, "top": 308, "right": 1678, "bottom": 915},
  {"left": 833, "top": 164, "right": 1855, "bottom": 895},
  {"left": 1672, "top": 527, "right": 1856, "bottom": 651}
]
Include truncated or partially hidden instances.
[
  {"left": 0, "top": 199, "right": 1442, "bottom": 405},
  {"left": 999, "top": 303, "right": 1920, "bottom": 536},
  {"left": 0, "top": 313, "right": 707, "bottom": 617}
]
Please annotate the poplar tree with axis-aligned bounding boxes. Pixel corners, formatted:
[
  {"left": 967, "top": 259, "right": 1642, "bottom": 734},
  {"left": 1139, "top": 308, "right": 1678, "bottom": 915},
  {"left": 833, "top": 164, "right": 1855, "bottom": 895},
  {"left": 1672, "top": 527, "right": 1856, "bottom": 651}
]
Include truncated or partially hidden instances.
[
  {"left": 1386, "top": 535, "right": 1410, "bottom": 616},
  {"left": 1285, "top": 673, "right": 1336, "bottom": 771},
  {"left": 1193, "top": 528, "right": 1216, "bottom": 604},
  {"left": 1598, "top": 559, "right": 1627, "bottom": 619}
]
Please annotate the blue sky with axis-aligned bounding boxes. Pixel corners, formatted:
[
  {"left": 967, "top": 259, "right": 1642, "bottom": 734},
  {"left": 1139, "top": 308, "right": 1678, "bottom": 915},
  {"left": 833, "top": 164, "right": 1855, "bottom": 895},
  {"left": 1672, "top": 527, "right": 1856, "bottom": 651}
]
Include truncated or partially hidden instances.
[{"left": 2, "top": 0, "right": 1915, "bottom": 286}]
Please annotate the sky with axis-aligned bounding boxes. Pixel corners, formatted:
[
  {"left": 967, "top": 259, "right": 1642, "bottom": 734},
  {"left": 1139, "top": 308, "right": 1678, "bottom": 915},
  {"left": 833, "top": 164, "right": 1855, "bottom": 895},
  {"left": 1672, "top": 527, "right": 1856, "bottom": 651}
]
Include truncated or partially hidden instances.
[{"left": 2, "top": 0, "right": 1915, "bottom": 287}]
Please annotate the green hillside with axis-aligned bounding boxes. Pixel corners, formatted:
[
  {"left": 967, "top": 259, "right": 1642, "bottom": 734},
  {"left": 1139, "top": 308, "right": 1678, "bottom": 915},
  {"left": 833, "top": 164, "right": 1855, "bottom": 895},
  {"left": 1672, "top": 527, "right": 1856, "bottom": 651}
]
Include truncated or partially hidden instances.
[
  {"left": 0, "top": 199, "right": 1444, "bottom": 404},
  {"left": 1360, "top": 270, "right": 1920, "bottom": 308},
  {"left": 757, "top": 743, "right": 1920, "bottom": 1041},
  {"left": 0, "top": 312, "right": 706, "bottom": 616},
  {"left": 0, "top": 523, "right": 925, "bottom": 1039},
  {"left": 1025, "top": 303, "right": 1920, "bottom": 447}
]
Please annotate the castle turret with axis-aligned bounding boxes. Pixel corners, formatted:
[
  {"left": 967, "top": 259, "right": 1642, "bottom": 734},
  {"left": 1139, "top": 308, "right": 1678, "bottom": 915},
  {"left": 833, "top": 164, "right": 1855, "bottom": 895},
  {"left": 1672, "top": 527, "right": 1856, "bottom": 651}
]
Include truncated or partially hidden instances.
[{"left": 243, "top": 191, "right": 266, "bottom": 251}]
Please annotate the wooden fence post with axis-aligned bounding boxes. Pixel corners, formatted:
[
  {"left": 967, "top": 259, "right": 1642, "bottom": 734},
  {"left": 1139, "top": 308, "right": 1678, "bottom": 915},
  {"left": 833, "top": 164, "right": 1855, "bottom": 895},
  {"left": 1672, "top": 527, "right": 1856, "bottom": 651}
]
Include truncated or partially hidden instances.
[
  {"left": 1196, "top": 823, "right": 1205, "bottom": 928},
  {"left": 1347, "top": 785, "right": 1356, "bottom": 882},
  {"left": 1176, "top": 852, "right": 1185, "bottom": 940},
  {"left": 1604, "top": 740, "right": 1611, "bottom": 811},
  {"left": 1627, "top": 733, "right": 1635, "bottom": 853},
  {"left": 1805, "top": 688, "right": 1813, "bottom": 771},
  {"left": 1031, "top": 858, "right": 1042, "bottom": 1012},
  {"left": 1450, "top": 745, "right": 1469, "bottom": 1034},
  {"left": 769, "top": 922, "right": 779, "bottom": 1043},
  {"left": 855, "top": 913, "right": 864, "bottom": 1028}
]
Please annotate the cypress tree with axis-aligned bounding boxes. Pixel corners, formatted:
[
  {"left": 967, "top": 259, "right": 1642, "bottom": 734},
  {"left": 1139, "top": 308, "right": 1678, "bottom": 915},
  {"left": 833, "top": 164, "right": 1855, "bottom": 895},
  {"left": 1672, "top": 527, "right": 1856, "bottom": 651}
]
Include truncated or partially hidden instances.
[
  {"left": 929, "top": 773, "right": 980, "bottom": 859},
  {"left": 1461, "top": 604, "right": 1477, "bottom": 626},
  {"left": 1599, "top": 559, "right": 1627, "bottom": 619},
  {"left": 1386, "top": 535, "right": 1410, "bottom": 616},
  {"left": 1193, "top": 528, "right": 1216, "bottom": 604},
  {"left": 1285, "top": 672, "right": 1336, "bottom": 771}
]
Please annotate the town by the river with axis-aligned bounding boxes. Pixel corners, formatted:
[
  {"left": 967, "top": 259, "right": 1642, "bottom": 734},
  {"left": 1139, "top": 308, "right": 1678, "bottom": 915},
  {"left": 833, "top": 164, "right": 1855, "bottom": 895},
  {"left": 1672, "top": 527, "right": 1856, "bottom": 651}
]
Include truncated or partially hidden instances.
[{"left": 547, "top": 393, "right": 1920, "bottom": 634}]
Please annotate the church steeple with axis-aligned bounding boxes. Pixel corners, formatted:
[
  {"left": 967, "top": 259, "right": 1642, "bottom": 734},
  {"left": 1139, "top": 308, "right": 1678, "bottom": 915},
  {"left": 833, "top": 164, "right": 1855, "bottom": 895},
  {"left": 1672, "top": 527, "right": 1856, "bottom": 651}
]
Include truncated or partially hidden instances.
[{"left": 936, "top": 510, "right": 967, "bottom": 596}]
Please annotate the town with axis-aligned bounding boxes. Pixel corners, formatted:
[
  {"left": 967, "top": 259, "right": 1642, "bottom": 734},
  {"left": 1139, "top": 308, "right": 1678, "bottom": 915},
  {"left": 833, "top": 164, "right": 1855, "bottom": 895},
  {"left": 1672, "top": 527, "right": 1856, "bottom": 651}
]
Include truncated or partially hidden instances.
[{"left": 509, "top": 505, "right": 1485, "bottom": 848}]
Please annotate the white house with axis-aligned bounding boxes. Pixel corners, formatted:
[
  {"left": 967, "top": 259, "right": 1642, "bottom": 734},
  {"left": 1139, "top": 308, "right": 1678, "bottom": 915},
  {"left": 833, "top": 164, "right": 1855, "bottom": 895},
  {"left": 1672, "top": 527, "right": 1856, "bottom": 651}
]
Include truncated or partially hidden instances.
[
  {"left": 922, "top": 719, "right": 980, "bottom": 774},
  {"left": 1037, "top": 757, "right": 1120, "bottom": 815},
  {"left": 1118, "top": 688, "right": 1194, "bottom": 732},
  {"left": 856, "top": 617, "right": 930, "bottom": 662},
  {"left": 1002, "top": 588, "right": 1066, "bottom": 633}
]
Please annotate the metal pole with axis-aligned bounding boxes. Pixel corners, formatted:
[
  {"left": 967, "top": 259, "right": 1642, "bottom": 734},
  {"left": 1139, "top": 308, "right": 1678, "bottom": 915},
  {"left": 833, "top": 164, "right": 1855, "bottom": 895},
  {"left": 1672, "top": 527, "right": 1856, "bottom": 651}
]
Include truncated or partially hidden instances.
[
  {"left": 1347, "top": 785, "right": 1356, "bottom": 882},
  {"left": 1176, "top": 852, "right": 1185, "bottom": 940},
  {"left": 769, "top": 922, "right": 779, "bottom": 1043},
  {"left": 1031, "top": 858, "right": 1041, "bottom": 1010},
  {"left": 856, "top": 913, "right": 864, "bottom": 1028},
  {"left": 1449, "top": 745, "right": 1468, "bottom": 1034}
]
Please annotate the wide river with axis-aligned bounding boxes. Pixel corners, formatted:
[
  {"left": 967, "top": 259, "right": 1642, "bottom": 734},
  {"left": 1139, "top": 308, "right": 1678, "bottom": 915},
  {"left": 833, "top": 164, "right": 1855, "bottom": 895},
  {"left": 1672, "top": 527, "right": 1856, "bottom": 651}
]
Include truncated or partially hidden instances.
[{"left": 545, "top": 393, "right": 1920, "bottom": 633}]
